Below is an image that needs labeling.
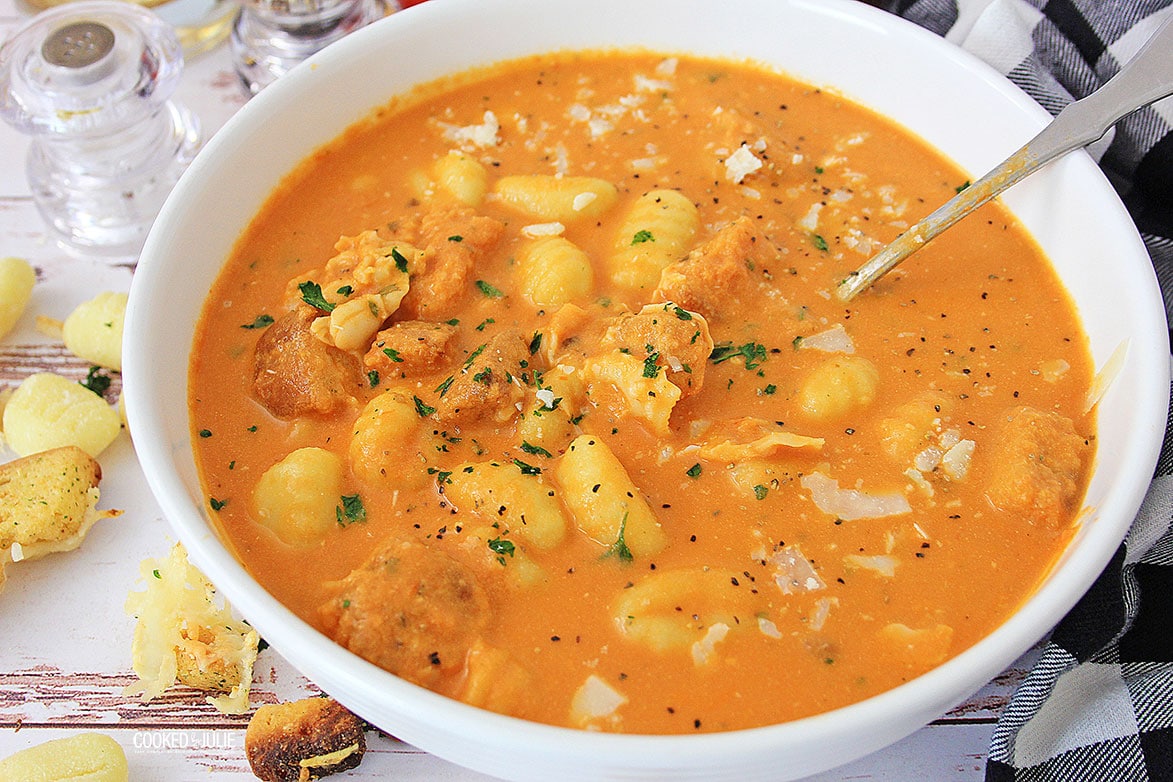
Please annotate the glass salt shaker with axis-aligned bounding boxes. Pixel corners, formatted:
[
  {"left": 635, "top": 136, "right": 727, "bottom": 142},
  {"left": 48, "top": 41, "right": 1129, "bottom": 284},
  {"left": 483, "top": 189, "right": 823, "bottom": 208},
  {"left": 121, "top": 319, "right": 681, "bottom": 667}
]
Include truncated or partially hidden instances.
[
  {"left": 231, "top": 0, "right": 388, "bottom": 95},
  {"left": 0, "top": 1, "right": 202, "bottom": 259}
]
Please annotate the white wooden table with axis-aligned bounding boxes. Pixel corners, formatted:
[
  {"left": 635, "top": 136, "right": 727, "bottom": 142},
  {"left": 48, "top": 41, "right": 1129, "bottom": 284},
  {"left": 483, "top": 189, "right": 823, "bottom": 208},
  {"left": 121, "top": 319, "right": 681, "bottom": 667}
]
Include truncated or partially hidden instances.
[{"left": 0, "top": 0, "right": 1035, "bottom": 777}]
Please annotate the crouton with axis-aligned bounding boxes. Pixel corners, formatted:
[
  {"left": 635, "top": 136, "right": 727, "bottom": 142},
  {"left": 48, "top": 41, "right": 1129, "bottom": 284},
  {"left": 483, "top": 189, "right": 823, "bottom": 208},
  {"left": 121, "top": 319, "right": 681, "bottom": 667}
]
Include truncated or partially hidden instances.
[
  {"left": 245, "top": 697, "right": 366, "bottom": 782},
  {"left": 0, "top": 445, "right": 120, "bottom": 592},
  {"left": 124, "top": 543, "right": 259, "bottom": 714}
]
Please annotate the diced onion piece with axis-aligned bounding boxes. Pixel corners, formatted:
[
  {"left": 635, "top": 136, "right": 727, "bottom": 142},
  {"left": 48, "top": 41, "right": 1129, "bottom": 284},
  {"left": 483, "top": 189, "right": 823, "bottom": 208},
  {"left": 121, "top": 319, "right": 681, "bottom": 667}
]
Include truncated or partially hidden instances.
[
  {"left": 724, "top": 143, "right": 763, "bottom": 184},
  {"left": 844, "top": 553, "right": 899, "bottom": 578},
  {"left": 797, "top": 323, "right": 855, "bottom": 354},
  {"left": 801, "top": 471, "right": 912, "bottom": 521},
  {"left": 771, "top": 545, "right": 825, "bottom": 595},
  {"left": 691, "top": 622, "right": 730, "bottom": 666},
  {"left": 569, "top": 674, "right": 627, "bottom": 729},
  {"left": 940, "top": 439, "right": 975, "bottom": 480}
]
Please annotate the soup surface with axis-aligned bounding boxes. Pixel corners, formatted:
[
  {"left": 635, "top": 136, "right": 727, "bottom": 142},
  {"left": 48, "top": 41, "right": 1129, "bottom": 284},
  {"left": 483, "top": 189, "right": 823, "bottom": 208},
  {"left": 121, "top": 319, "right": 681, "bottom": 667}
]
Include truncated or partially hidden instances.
[{"left": 190, "top": 51, "right": 1094, "bottom": 733}]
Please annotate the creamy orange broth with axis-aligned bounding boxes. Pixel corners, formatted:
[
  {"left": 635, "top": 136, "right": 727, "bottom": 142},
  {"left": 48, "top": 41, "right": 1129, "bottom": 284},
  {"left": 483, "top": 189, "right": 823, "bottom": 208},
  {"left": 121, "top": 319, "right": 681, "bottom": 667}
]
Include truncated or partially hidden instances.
[{"left": 190, "top": 52, "right": 1094, "bottom": 734}]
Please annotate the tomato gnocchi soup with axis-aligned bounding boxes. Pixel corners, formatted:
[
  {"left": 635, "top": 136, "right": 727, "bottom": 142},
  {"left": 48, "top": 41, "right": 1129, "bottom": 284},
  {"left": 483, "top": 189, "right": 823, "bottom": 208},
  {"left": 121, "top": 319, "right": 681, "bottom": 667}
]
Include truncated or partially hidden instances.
[{"left": 190, "top": 51, "right": 1094, "bottom": 733}]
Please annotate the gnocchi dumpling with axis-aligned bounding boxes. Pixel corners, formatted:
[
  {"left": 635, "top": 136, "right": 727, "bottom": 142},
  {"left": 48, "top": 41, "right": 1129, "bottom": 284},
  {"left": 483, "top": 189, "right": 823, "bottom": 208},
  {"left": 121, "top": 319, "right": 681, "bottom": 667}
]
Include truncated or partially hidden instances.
[
  {"left": 433, "top": 151, "right": 490, "bottom": 206},
  {"left": 611, "top": 568, "right": 761, "bottom": 656},
  {"left": 445, "top": 460, "right": 568, "bottom": 549},
  {"left": 493, "top": 175, "right": 618, "bottom": 222},
  {"left": 555, "top": 435, "right": 665, "bottom": 557},
  {"left": 798, "top": 355, "right": 879, "bottom": 422},
  {"left": 63, "top": 291, "right": 128, "bottom": 371},
  {"left": 0, "top": 733, "right": 128, "bottom": 782},
  {"left": 516, "top": 236, "right": 594, "bottom": 308},
  {"left": 0, "top": 257, "right": 35, "bottom": 340},
  {"left": 349, "top": 388, "right": 429, "bottom": 490},
  {"left": 607, "top": 189, "right": 699, "bottom": 290},
  {"left": 252, "top": 447, "right": 344, "bottom": 545},
  {"left": 2, "top": 372, "right": 121, "bottom": 457}
]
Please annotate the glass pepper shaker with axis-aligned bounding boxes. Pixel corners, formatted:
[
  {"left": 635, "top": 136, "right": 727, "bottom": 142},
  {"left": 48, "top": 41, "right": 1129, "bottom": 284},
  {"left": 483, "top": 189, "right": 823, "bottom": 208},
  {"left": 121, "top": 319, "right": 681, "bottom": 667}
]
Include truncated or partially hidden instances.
[
  {"left": 0, "top": 1, "right": 202, "bottom": 258},
  {"left": 231, "top": 0, "right": 388, "bottom": 96}
]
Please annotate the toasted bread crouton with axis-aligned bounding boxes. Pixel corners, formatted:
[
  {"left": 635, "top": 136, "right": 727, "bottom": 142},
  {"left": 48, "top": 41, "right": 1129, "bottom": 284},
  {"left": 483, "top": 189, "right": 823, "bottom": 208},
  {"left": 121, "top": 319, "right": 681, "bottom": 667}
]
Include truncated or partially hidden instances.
[
  {"left": 246, "top": 698, "right": 366, "bottom": 782},
  {"left": 0, "top": 445, "right": 120, "bottom": 591},
  {"left": 125, "top": 543, "right": 259, "bottom": 714}
]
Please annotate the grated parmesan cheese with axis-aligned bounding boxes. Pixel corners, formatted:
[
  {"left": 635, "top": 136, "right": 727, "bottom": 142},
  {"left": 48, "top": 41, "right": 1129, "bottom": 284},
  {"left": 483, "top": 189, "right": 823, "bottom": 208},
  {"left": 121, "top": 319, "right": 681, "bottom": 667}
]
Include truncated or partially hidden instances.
[
  {"left": 124, "top": 543, "right": 259, "bottom": 714},
  {"left": 724, "top": 143, "right": 763, "bottom": 184},
  {"left": 440, "top": 110, "right": 500, "bottom": 148},
  {"left": 691, "top": 622, "right": 730, "bottom": 666},
  {"left": 801, "top": 471, "right": 912, "bottom": 521},
  {"left": 569, "top": 674, "right": 627, "bottom": 729},
  {"left": 521, "top": 222, "right": 565, "bottom": 238}
]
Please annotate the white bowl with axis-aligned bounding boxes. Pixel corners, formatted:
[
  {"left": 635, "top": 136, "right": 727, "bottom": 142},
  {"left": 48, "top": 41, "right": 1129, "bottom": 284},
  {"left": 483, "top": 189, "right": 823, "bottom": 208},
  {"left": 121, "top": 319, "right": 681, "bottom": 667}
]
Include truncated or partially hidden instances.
[{"left": 123, "top": 0, "right": 1170, "bottom": 779}]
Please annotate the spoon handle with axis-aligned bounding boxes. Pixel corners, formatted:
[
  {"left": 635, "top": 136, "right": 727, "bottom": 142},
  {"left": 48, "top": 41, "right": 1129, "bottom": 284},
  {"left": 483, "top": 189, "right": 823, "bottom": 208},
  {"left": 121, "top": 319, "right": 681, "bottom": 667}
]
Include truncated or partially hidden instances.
[{"left": 836, "top": 14, "right": 1173, "bottom": 302}]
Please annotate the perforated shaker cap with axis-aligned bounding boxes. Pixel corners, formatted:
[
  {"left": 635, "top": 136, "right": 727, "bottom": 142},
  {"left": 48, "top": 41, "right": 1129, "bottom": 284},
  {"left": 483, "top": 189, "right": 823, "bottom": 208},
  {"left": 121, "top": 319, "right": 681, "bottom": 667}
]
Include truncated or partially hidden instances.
[{"left": 0, "top": 1, "right": 185, "bottom": 136}]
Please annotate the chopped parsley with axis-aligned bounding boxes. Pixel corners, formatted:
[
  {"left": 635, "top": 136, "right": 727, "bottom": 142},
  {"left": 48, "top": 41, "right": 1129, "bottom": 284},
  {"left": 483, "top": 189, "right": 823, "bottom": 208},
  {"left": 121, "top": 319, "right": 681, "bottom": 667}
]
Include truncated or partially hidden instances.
[
  {"left": 710, "top": 341, "right": 768, "bottom": 370},
  {"left": 475, "top": 317, "right": 495, "bottom": 332},
  {"left": 335, "top": 285, "right": 354, "bottom": 297},
  {"left": 476, "top": 280, "right": 504, "bottom": 298},
  {"left": 209, "top": 497, "right": 227, "bottom": 511},
  {"left": 198, "top": 428, "right": 212, "bottom": 438},
  {"left": 686, "top": 463, "right": 702, "bottom": 479},
  {"left": 513, "top": 458, "right": 541, "bottom": 475},
  {"left": 382, "top": 347, "right": 404, "bottom": 363},
  {"left": 463, "top": 343, "right": 487, "bottom": 368},
  {"left": 642, "top": 350, "right": 661, "bottom": 379},
  {"left": 529, "top": 332, "right": 543, "bottom": 355},
  {"left": 435, "top": 375, "right": 455, "bottom": 397},
  {"left": 956, "top": 180, "right": 971, "bottom": 193},
  {"left": 413, "top": 395, "right": 436, "bottom": 417},
  {"left": 605, "top": 512, "right": 634, "bottom": 562},
  {"left": 753, "top": 484, "right": 769, "bottom": 500},
  {"left": 760, "top": 383, "right": 777, "bottom": 396},
  {"left": 241, "top": 314, "right": 274, "bottom": 329},
  {"left": 391, "top": 247, "right": 410, "bottom": 273},
  {"left": 448, "top": 235, "right": 463, "bottom": 243},
  {"left": 631, "top": 229, "right": 655, "bottom": 245},
  {"left": 488, "top": 537, "right": 515, "bottom": 565},
  {"left": 520, "top": 441, "right": 552, "bottom": 458},
  {"left": 336, "top": 494, "right": 366, "bottom": 526},
  {"left": 811, "top": 234, "right": 829, "bottom": 252},
  {"left": 473, "top": 366, "right": 493, "bottom": 385},
  {"left": 79, "top": 366, "right": 112, "bottom": 397},
  {"left": 367, "top": 370, "right": 380, "bottom": 387},
  {"left": 671, "top": 305, "right": 693, "bottom": 320},
  {"left": 298, "top": 280, "right": 335, "bottom": 312}
]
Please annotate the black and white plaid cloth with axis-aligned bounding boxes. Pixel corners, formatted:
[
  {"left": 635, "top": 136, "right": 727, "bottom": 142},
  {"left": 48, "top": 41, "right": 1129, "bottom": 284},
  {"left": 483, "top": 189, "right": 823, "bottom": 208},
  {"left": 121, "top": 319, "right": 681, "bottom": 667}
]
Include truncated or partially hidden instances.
[{"left": 882, "top": 1, "right": 1173, "bottom": 779}]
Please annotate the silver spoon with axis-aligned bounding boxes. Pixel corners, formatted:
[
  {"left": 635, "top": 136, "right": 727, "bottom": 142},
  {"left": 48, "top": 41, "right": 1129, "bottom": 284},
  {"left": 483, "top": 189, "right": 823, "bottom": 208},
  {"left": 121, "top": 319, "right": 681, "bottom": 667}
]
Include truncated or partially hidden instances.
[{"left": 836, "top": 14, "right": 1173, "bottom": 302}]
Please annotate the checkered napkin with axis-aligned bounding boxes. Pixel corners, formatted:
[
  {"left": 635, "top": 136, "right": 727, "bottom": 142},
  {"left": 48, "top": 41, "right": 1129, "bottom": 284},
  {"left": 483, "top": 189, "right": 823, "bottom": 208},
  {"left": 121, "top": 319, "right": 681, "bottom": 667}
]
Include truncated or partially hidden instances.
[{"left": 881, "top": 0, "right": 1173, "bottom": 779}]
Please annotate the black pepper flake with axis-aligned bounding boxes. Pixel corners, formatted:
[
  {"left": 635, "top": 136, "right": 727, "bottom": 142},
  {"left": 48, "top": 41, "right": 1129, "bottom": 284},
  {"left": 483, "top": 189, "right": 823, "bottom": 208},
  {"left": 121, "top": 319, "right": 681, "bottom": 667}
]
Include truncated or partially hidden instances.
[
  {"left": 428, "top": 651, "right": 441, "bottom": 666},
  {"left": 551, "top": 635, "right": 561, "bottom": 642}
]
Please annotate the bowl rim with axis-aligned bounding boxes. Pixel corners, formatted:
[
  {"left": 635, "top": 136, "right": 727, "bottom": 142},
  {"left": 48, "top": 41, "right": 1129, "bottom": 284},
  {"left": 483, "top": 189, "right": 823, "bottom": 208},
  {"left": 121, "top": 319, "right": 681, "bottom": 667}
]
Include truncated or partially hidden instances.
[{"left": 124, "top": 0, "right": 1171, "bottom": 777}]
